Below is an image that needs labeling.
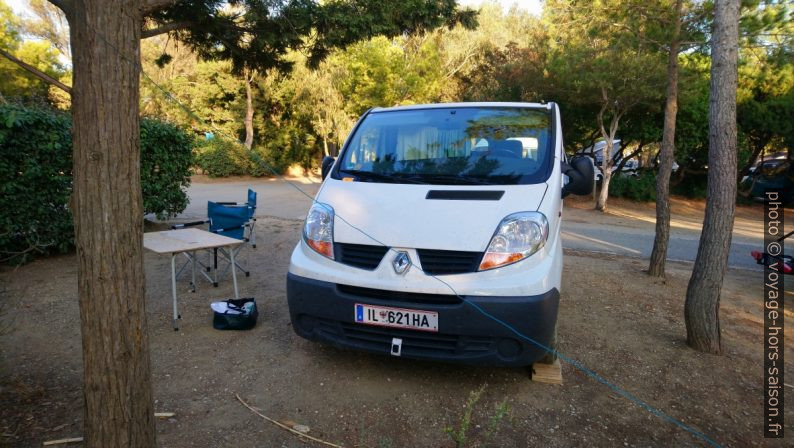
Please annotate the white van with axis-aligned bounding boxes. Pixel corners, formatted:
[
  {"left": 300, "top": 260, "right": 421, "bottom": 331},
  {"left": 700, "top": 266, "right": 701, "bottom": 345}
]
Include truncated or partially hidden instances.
[{"left": 287, "top": 102, "right": 593, "bottom": 366}]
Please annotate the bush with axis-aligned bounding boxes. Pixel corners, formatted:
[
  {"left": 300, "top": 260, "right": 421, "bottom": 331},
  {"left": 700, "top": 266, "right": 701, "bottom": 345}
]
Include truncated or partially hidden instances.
[
  {"left": 247, "top": 148, "right": 278, "bottom": 177},
  {"left": 0, "top": 105, "right": 73, "bottom": 263},
  {"left": 257, "top": 125, "right": 318, "bottom": 174},
  {"left": 194, "top": 131, "right": 319, "bottom": 177},
  {"left": 193, "top": 138, "right": 249, "bottom": 177},
  {"left": 608, "top": 171, "right": 657, "bottom": 202},
  {"left": 140, "top": 118, "right": 193, "bottom": 218},
  {"left": 0, "top": 104, "right": 194, "bottom": 263}
]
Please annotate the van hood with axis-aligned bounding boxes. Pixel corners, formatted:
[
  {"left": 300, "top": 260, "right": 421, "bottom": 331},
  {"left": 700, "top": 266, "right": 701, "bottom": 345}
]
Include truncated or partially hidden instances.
[{"left": 316, "top": 179, "right": 549, "bottom": 252}]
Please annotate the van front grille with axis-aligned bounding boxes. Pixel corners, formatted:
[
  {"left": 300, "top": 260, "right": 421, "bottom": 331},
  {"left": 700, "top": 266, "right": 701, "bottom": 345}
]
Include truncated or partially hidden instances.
[
  {"left": 333, "top": 244, "right": 483, "bottom": 275},
  {"left": 335, "top": 243, "right": 389, "bottom": 270},
  {"left": 416, "top": 249, "right": 483, "bottom": 275}
]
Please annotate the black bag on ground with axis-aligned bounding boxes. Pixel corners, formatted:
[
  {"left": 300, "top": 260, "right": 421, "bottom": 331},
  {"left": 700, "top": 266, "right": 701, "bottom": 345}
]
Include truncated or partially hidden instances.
[{"left": 212, "top": 297, "right": 258, "bottom": 330}]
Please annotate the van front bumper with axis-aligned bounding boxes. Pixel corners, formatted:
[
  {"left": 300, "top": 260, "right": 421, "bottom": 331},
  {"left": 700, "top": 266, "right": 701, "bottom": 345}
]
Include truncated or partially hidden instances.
[{"left": 286, "top": 273, "right": 560, "bottom": 366}]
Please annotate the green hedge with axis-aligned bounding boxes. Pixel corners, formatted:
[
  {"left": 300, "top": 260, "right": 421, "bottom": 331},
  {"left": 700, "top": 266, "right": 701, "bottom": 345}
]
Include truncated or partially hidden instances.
[
  {"left": 0, "top": 105, "right": 74, "bottom": 263},
  {"left": 193, "top": 130, "right": 317, "bottom": 178},
  {"left": 141, "top": 118, "right": 193, "bottom": 217},
  {"left": 608, "top": 171, "right": 657, "bottom": 202},
  {"left": 193, "top": 138, "right": 249, "bottom": 177},
  {"left": 0, "top": 104, "right": 193, "bottom": 263}
]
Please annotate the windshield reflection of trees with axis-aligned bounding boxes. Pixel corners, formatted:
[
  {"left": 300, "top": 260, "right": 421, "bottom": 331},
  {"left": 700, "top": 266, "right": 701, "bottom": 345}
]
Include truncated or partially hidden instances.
[
  {"left": 373, "top": 155, "right": 506, "bottom": 180},
  {"left": 369, "top": 111, "right": 548, "bottom": 183},
  {"left": 464, "top": 109, "right": 549, "bottom": 141}
]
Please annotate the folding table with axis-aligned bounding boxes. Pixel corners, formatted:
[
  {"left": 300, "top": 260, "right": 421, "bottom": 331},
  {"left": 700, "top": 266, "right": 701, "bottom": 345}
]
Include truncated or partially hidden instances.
[{"left": 143, "top": 228, "right": 243, "bottom": 330}]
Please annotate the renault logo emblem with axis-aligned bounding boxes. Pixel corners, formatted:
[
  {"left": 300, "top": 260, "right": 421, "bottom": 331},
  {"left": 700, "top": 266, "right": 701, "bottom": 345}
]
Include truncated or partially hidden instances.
[{"left": 392, "top": 251, "right": 411, "bottom": 275}]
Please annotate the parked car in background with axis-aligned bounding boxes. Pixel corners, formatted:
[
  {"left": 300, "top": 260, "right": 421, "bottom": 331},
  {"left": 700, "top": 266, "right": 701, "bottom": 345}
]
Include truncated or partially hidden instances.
[
  {"left": 743, "top": 152, "right": 793, "bottom": 204},
  {"left": 578, "top": 139, "right": 621, "bottom": 167},
  {"left": 741, "top": 152, "right": 788, "bottom": 183},
  {"left": 576, "top": 140, "right": 639, "bottom": 181}
]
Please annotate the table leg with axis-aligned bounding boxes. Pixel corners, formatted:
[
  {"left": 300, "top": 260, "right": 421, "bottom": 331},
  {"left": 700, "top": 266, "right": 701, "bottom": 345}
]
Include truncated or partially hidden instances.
[
  {"left": 213, "top": 248, "right": 218, "bottom": 287},
  {"left": 171, "top": 253, "right": 179, "bottom": 331},
  {"left": 191, "top": 251, "right": 196, "bottom": 292},
  {"left": 230, "top": 248, "right": 240, "bottom": 300}
]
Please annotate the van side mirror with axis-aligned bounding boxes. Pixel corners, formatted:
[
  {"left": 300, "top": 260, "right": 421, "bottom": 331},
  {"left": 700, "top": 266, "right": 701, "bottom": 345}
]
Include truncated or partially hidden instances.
[
  {"left": 561, "top": 155, "right": 595, "bottom": 198},
  {"left": 321, "top": 156, "right": 336, "bottom": 180}
]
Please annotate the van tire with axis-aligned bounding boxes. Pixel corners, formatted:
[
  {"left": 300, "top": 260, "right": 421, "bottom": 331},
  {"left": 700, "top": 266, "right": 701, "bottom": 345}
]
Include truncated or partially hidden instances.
[{"left": 538, "top": 325, "right": 558, "bottom": 365}]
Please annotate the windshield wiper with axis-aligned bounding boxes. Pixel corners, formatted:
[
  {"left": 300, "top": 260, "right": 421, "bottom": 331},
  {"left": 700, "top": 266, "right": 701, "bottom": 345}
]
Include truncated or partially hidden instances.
[
  {"left": 338, "top": 169, "right": 424, "bottom": 184},
  {"left": 339, "top": 169, "right": 495, "bottom": 185}
]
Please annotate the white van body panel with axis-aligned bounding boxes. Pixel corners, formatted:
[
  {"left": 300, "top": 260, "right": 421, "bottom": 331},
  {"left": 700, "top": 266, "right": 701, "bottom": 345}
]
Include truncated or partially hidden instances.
[
  {"left": 318, "top": 180, "right": 548, "bottom": 251},
  {"left": 288, "top": 226, "right": 561, "bottom": 297}
]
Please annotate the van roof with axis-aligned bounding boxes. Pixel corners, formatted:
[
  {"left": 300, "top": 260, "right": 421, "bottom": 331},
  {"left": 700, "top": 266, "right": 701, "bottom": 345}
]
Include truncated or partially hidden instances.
[{"left": 370, "top": 102, "right": 554, "bottom": 113}]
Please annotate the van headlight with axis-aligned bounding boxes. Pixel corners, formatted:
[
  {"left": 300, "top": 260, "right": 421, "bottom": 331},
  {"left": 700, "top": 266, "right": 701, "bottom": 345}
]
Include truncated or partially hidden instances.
[
  {"left": 303, "top": 202, "right": 334, "bottom": 259},
  {"left": 478, "top": 212, "right": 549, "bottom": 271}
]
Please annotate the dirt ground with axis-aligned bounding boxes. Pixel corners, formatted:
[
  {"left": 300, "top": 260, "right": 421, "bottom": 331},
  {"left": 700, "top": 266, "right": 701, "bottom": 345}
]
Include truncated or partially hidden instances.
[{"left": 1, "top": 215, "right": 792, "bottom": 447}]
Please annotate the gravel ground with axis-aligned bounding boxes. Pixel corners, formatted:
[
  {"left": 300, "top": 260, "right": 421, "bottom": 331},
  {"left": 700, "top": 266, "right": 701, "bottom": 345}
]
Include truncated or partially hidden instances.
[{"left": 1, "top": 217, "right": 792, "bottom": 447}]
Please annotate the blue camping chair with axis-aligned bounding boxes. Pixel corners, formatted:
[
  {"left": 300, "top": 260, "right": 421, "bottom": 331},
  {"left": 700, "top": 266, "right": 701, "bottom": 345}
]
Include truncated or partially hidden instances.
[
  {"left": 216, "top": 188, "right": 257, "bottom": 248},
  {"left": 207, "top": 201, "right": 250, "bottom": 283},
  {"left": 170, "top": 190, "right": 256, "bottom": 288}
]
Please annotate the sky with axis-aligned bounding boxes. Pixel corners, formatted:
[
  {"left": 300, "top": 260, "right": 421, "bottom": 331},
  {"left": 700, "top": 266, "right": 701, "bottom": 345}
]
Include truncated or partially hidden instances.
[
  {"left": 7, "top": 0, "right": 544, "bottom": 17},
  {"left": 6, "top": 0, "right": 28, "bottom": 15}
]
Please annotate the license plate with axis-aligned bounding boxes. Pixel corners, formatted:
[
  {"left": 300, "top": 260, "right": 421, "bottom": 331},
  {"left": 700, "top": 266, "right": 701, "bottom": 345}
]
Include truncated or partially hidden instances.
[{"left": 354, "top": 303, "right": 438, "bottom": 332}]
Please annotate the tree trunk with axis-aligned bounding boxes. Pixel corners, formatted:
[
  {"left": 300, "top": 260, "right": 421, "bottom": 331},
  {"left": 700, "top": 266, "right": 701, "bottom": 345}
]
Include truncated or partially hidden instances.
[
  {"left": 595, "top": 96, "right": 621, "bottom": 211},
  {"left": 68, "top": 0, "right": 156, "bottom": 445},
  {"left": 244, "top": 71, "right": 254, "bottom": 150},
  {"left": 323, "top": 137, "right": 330, "bottom": 157},
  {"left": 684, "top": 0, "right": 740, "bottom": 354},
  {"left": 649, "top": 0, "right": 683, "bottom": 277},
  {"left": 596, "top": 169, "right": 612, "bottom": 211}
]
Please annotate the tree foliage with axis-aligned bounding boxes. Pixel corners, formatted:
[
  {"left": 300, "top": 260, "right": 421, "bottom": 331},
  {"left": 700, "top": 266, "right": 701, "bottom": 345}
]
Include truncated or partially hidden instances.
[
  {"left": 0, "top": 1, "right": 66, "bottom": 101},
  {"left": 147, "top": 0, "right": 477, "bottom": 72},
  {"left": 331, "top": 34, "right": 448, "bottom": 116}
]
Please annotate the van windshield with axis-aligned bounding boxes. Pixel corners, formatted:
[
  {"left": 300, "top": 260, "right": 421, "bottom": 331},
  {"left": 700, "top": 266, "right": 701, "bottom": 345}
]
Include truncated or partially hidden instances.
[{"left": 335, "top": 107, "right": 554, "bottom": 185}]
